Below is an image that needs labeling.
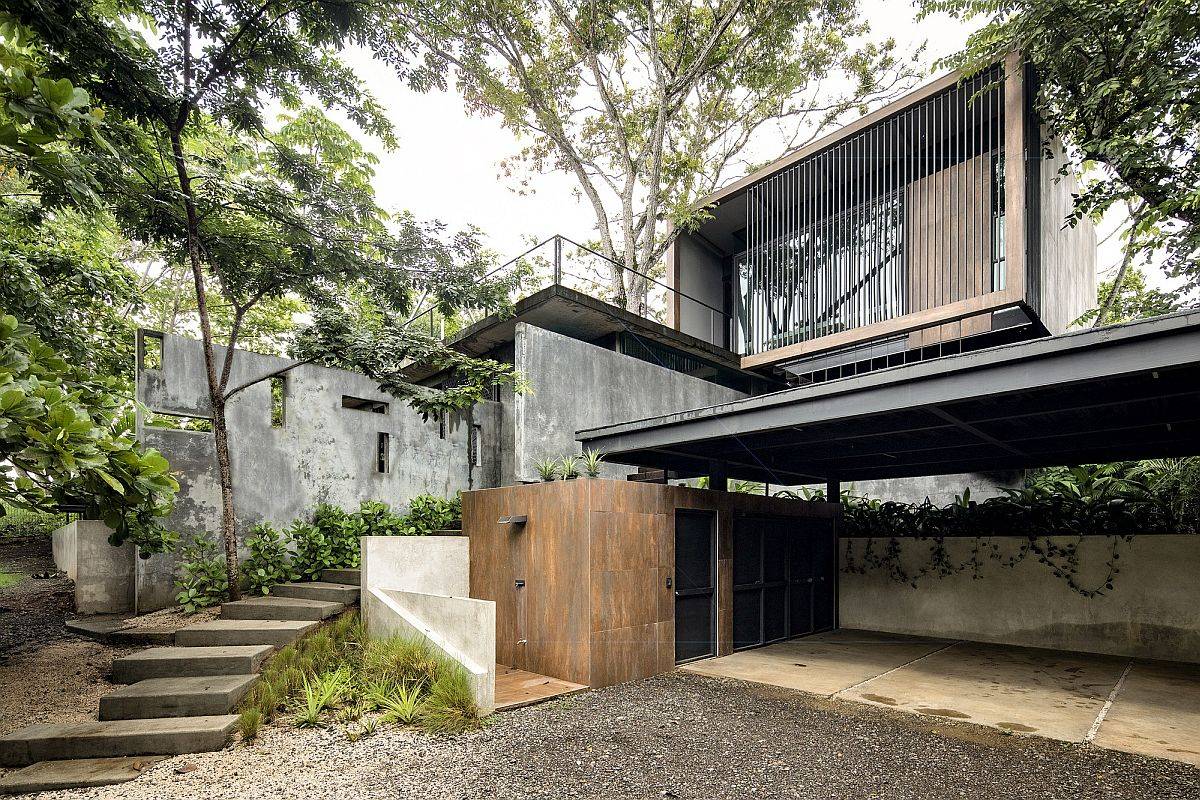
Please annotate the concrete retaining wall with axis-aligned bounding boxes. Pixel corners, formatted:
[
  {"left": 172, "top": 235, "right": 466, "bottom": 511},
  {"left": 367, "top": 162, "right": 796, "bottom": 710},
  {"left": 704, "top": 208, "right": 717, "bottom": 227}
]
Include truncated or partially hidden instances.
[
  {"left": 51, "top": 521, "right": 135, "bottom": 614},
  {"left": 135, "top": 332, "right": 500, "bottom": 610},
  {"left": 508, "top": 322, "right": 745, "bottom": 483},
  {"left": 360, "top": 535, "right": 494, "bottom": 713},
  {"left": 839, "top": 534, "right": 1200, "bottom": 663}
]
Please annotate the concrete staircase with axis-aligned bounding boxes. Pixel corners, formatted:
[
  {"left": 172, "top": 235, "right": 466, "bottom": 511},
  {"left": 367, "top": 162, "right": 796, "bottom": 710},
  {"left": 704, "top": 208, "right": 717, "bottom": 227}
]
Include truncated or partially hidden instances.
[{"left": 0, "top": 568, "right": 360, "bottom": 794}]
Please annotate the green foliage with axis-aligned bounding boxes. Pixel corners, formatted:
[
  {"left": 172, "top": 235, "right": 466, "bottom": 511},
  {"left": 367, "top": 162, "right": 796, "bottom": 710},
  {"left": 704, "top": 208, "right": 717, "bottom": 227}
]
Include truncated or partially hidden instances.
[
  {"left": 237, "top": 612, "right": 481, "bottom": 736},
  {"left": 289, "top": 520, "right": 335, "bottom": 582},
  {"left": 1075, "top": 267, "right": 1181, "bottom": 327},
  {"left": 0, "top": 501, "right": 65, "bottom": 538},
  {"left": 397, "top": 494, "right": 461, "bottom": 535},
  {"left": 240, "top": 523, "right": 296, "bottom": 596},
  {"left": 313, "top": 503, "right": 366, "bottom": 567},
  {"left": 580, "top": 449, "right": 605, "bottom": 478},
  {"left": 557, "top": 455, "right": 580, "bottom": 480},
  {"left": 926, "top": 0, "right": 1200, "bottom": 302},
  {"left": 390, "top": 0, "right": 917, "bottom": 310},
  {"left": 174, "top": 533, "right": 229, "bottom": 612},
  {"left": 0, "top": 314, "right": 178, "bottom": 554},
  {"left": 357, "top": 500, "right": 405, "bottom": 537},
  {"left": 238, "top": 708, "right": 262, "bottom": 742},
  {"left": 535, "top": 458, "right": 559, "bottom": 482}
]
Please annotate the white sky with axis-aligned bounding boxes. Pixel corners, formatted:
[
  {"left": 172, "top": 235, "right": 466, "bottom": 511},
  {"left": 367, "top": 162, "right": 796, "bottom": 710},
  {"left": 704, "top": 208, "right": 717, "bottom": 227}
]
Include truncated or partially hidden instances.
[{"left": 332, "top": 2, "right": 1154, "bottom": 289}]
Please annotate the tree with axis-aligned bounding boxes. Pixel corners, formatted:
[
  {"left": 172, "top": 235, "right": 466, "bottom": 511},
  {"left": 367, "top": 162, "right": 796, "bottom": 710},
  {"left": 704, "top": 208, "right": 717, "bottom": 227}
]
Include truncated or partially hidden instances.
[
  {"left": 924, "top": 0, "right": 1200, "bottom": 302},
  {"left": 1077, "top": 265, "right": 1180, "bottom": 327},
  {"left": 389, "top": 0, "right": 917, "bottom": 313},
  {"left": 6, "top": 2, "right": 522, "bottom": 598},
  {"left": 0, "top": 314, "right": 178, "bottom": 553}
]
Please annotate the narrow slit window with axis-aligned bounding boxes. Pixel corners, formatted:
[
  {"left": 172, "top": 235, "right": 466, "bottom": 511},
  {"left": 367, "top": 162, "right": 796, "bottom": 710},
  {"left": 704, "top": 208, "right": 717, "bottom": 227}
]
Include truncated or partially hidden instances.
[
  {"left": 270, "top": 376, "right": 286, "bottom": 428},
  {"left": 470, "top": 424, "right": 482, "bottom": 467},
  {"left": 342, "top": 396, "right": 388, "bottom": 414},
  {"left": 376, "top": 432, "right": 390, "bottom": 473},
  {"left": 140, "top": 332, "right": 164, "bottom": 371}
]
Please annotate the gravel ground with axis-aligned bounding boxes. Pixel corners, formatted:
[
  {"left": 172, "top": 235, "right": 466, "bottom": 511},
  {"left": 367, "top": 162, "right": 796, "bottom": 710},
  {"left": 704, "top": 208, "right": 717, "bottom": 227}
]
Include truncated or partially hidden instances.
[{"left": 15, "top": 672, "right": 1200, "bottom": 800}]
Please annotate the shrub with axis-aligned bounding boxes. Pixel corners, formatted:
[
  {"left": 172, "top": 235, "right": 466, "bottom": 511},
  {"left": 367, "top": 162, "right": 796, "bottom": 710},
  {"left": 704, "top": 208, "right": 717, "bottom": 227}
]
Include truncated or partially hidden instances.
[
  {"left": 0, "top": 503, "right": 67, "bottom": 538},
  {"left": 313, "top": 503, "right": 366, "bottom": 567},
  {"left": 174, "top": 533, "right": 229, "bottom": 612},
  {"left": 289, "top": 520, "right": 332, "bottom": 581},
  {"left": 580, "top": 449, "right": 605, "bottom": 478},
  {"left": 420, "top": 662, "right": 483, "bottom": 735},
  {"left": 241, "top": 523, "right": 295, "bottom": 595},
  {"left": 535, "top": 458, "right": 558, "bottom": 481},
  {"left": 557, "top": 455, "right": 580, "bottom": 479},
  {"left": 358, "top": 500, "right": 405, "bottom": 536},
  {"left": 397, "top": 494, "right": 461, "bottom": 535}
]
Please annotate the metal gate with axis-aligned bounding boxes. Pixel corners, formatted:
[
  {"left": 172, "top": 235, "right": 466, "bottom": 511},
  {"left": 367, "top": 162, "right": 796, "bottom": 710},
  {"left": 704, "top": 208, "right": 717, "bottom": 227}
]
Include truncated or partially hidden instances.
[{"left": 733, "top": 515, "right": 836, "bottom": 650}]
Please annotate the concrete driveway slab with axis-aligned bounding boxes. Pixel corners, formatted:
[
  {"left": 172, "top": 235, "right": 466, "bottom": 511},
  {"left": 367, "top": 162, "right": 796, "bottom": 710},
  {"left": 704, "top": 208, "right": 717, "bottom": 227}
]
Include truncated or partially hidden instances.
[
  {"left": 841, "top": 641, "right": 1127, "bottom": 741},
  {"left": 681, "top": 629, "right": 953, "bottom": 695},
  {"left": 1093, "top": 661, "right": 1200, "bottom": 766}
]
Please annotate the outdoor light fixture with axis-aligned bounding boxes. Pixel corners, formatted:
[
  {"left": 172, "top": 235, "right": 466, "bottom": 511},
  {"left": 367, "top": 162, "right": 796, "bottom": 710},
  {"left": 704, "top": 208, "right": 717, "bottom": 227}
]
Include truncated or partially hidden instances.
[{"left": 497, "top": 515, "right": 528, "bottom": 526}]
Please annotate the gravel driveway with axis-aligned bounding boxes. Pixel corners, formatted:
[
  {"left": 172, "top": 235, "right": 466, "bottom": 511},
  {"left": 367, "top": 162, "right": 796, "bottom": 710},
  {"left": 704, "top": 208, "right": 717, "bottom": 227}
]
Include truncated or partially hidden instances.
[{"left": 24, "top": 672, "right": 1200, "bottom": 800}]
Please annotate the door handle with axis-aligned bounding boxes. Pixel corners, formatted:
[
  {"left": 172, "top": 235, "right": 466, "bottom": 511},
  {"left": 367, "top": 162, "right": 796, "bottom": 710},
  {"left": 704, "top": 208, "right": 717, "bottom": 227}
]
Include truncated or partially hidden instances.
[{"left": 666, "top": 577, "right": 673, "bottom": 589}]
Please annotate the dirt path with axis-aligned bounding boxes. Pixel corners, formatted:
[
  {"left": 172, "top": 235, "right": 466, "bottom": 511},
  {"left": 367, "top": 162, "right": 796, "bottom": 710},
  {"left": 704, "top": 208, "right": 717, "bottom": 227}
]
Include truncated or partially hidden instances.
[{"left": 0, "top": 535, "right": 73, "bottom": 657}]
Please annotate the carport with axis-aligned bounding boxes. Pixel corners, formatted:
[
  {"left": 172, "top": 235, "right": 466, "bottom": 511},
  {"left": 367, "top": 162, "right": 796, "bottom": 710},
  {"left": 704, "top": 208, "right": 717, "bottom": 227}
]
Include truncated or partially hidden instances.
[{"left": 578, "top": 311, "right": 1200, "bottom": 764}]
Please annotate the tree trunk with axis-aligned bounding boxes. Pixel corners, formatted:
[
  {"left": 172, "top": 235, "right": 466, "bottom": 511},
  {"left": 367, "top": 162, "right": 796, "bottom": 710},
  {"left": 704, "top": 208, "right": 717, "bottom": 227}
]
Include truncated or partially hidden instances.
[{"left": 169, "top": 125, "right": 242, "bottom": 601}]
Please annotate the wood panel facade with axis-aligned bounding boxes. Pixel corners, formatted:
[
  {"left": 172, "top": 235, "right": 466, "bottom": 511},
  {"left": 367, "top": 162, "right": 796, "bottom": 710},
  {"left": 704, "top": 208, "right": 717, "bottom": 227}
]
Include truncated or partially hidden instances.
[{"left": 462, "top": 480, "right": 838, "bottom": 688}]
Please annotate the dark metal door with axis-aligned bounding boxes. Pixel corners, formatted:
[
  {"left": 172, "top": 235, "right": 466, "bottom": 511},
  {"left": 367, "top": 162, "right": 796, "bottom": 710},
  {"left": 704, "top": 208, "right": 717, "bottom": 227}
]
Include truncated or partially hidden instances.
[
  {"left": 674, "top": 510, "right": 717, "bottom": 663},
  {"left": 733, "top": 515, "right": 836, "bottom": 650}
]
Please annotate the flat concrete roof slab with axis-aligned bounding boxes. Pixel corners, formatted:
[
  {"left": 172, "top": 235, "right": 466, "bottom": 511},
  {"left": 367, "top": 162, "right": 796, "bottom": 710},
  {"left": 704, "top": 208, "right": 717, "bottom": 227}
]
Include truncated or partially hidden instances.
[
  {"left": 1093, "top": 661, "right": 1200, "bottom": 767},
  {"left": 843, "top": 641, "right": 1126, "bottom": 741},
  {"left": 681, "top": 629, "right": 953, "bottom": 696}
]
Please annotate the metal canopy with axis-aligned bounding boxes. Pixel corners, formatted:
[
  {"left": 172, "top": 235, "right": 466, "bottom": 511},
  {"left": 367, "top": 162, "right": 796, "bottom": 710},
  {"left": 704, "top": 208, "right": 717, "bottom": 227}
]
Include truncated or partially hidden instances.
[{"left": 577, "top": 311, "right": 1200, "bottom": 484}]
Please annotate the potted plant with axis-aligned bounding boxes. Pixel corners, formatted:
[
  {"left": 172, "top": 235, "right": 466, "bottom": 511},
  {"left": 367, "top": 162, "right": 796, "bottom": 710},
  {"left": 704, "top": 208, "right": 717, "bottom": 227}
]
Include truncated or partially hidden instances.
[
  {"left": 580, "top": 449, "right": 605, "bottom": 478},
  {"left": 558, "top": 455, "right": 581, "bottom": 480},
  {"left": 535, "top": 458, "right": 559, "bottom": 482}
]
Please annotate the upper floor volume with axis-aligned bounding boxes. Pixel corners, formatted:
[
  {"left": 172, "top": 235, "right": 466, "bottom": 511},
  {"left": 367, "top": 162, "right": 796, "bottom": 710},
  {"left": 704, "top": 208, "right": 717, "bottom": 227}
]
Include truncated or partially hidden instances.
[{"left": 666, "top": 52, "right": 1096, "bottom": 383}]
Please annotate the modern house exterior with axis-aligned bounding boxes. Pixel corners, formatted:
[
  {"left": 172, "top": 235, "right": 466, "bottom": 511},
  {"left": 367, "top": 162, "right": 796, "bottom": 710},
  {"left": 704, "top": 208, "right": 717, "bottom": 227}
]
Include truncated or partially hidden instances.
[{"left": 666, "top": 52, "right": 1095, "bottom": 384}]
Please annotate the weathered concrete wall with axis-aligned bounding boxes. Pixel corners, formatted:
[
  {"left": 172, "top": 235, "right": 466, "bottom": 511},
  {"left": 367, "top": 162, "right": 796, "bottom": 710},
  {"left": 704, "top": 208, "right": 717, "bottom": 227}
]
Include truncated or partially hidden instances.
[
  {"left": 52, "top": 521, "right": 135, "bottom": 614},
  {"left": 360, "top": 535, "right": 470, "bottom": 603},
  {"left": 509, "top": 323, "right": 746, "bottom": 483},
  {"left": 135, "top": 333, "right": 500, "bottom": 611},
  {"left": 840, "top": 534, "right": 1200, "bottom": 663},
  {"left": 847, "top": 471, "right": 1024, "bottom": 506}
]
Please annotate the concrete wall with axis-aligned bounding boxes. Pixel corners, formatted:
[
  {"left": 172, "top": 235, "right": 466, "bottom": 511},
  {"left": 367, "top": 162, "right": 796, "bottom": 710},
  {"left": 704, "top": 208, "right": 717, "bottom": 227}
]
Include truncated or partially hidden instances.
[
  {"left": 675, "top": 235, "right": 727, "bottom": 346},
  {"left": 847, "top": 471, "right": 1024, "bottom": 506},
  {"left": 1035, "top": 139, "right": 1097, "bottom": 334},
  {"left": 840, "top": 534, "right": 1200, "bottom": 663},
  {"left": 508, "top": 323, "right": 745, "bottom": 483},
  {"left": 135, "top": 333, "right": 500, "bottom": 610},
  {"left": 360, "top": 535, "right": 495, "bottom": 713},
  {"left": 51, "top": 521, "right": 135, "bottom": 614}
]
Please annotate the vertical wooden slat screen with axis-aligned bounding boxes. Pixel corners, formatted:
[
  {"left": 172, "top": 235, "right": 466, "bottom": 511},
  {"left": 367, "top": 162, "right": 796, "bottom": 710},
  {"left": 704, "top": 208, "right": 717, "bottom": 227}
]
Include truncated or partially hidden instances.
[{"left": 736, "top": 64, "right": 1005, "bottom": 357}]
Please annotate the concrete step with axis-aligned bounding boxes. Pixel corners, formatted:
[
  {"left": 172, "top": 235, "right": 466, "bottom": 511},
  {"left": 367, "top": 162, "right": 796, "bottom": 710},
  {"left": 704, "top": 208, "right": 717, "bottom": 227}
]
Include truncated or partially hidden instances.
[
  {"left": 221, "top": 595, "right": 343, "bottom": 621},
  {"left": 175, "top": 619, "right": 316, "bottom": 648},
  {"left": 271, "top": 581, "right": 360, "bottom": 604},
  {"left": 0, "top": 716, "right": 238, "bottom": 767},
  {"left": 99, "top": 675, "right": 258, "bottom": 721},
  {"left": 0, "top": 756, "right": 164, "bottom": 794},
  {"left": 112, "top": 645, "right": 273, "bottom": 683},
  {"left": 320, "top": 568, "right": 360, "bottom": 586}
]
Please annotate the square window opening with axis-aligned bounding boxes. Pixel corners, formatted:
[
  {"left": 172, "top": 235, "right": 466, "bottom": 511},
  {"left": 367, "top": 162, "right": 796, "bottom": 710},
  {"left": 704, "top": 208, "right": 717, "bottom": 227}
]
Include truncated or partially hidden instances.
[{"left": 140, "top": 332, "right": 164, "bottom": 371}]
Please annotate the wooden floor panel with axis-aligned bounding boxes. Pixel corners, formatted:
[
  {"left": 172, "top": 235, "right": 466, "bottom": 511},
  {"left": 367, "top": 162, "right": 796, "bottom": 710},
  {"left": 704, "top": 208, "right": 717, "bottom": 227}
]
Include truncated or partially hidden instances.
[{"left": 495, "top": 665, "right": 587, "bottom": 712}]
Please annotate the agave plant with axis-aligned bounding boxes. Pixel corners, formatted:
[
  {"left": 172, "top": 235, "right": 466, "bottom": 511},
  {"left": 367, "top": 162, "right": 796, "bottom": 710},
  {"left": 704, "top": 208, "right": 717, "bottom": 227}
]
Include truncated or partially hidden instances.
[
  {"left": 580, "top": 449, "right": 605, "bottom": 478},
  {"left": 558, "top": 455, "right": 581, "bottom": 479},
  {"left": 535, "top": 458, "right": 559, "bottom": 482}
]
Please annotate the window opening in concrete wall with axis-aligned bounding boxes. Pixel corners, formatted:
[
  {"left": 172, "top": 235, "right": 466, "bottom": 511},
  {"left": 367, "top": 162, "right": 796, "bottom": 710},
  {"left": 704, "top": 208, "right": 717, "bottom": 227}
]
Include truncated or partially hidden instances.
[
  {"left": 471, "top": 424, "right": 482, "bottom": 467},
  {"left": 342, "top": 396, "right": 389, "bottom": 414},
  {"left": 439, "top": 418, "right": 446, "bottom": 439},
  {"left": 140, "top": 332, "right": 164, "bottom": 371},
  {"left": 144, "top": 411, "right": 213, "bottom": 433},
  {"left": 376, "top": 432, "right": 390, "bottom": 473},
  {"left": 270, "top": 376, "right": 286, "bottom": 428}
]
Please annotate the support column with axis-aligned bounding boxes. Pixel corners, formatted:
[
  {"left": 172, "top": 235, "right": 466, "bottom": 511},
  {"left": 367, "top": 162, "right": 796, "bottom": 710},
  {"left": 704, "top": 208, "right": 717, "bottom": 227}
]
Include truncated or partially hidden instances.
[
  {"left": 826, "top": 479, "right": 841, "bottom": 503},
  {"left": 708, "top": 461, "right": 728, "bottom": 492}
]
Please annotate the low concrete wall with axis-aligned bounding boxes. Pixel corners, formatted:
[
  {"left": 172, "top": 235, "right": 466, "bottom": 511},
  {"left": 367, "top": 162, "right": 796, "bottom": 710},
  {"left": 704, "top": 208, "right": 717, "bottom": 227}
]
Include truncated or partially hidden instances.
[
  {"left": 360, "top": 535, "right": 495, "bottom": 713},
  {"left": 51, "top": 521, "right": 135, "bottom": 614},
  {"left": 367, "top": 587, "right": 496, "bottom": 714},
  {"left": 840, "top": 534, "right": 1200, "bottom": 663}
]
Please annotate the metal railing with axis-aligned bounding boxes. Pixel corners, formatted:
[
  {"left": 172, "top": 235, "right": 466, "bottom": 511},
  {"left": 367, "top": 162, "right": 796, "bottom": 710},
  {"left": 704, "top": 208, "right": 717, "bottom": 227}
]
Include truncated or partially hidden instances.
[{"left": 404, "top": 234, "right": 735, "bottom": 349}]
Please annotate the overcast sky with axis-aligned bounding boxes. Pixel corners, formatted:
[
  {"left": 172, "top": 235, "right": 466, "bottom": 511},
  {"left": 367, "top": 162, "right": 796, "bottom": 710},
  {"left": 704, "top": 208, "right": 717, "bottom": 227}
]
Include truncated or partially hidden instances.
[{"left": 333, "top": 3, "right": 1141, "bottom": 286}]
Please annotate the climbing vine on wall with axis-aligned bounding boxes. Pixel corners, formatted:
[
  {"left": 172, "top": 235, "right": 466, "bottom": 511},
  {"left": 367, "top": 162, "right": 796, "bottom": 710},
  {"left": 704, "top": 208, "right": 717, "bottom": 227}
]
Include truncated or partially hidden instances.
[{"left": 811, "top": 460, "right": 1199, "bottom": 598}]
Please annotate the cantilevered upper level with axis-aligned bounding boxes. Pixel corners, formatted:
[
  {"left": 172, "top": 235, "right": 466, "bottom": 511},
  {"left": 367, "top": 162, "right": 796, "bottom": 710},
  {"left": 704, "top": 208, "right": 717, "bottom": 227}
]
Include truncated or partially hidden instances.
[{"left": 666, "top": 53, "right": 1096, "bottom": 383}]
